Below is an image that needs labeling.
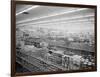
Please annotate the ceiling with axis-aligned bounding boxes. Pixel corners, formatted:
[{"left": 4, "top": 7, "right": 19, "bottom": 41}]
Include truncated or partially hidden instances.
[{"left": 16, "top": 4, "right": 95, "bottom": 33}]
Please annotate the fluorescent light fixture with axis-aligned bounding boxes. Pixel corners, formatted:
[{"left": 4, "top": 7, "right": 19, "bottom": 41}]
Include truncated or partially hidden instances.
[
  {"left": 16, "top": 8, "right": 87, "bottom": 24},
  {"left": 16, "top": 5, "right": 39, "bottom": 16},
  {"left": 17, "top": 14, "right": 94, "bottom": 26},
  {"left": 17, "top": 19, "right": 94, "bottom": 27},
  {"left": 26, "top": 14, "right": 94, "bottom": 25}
]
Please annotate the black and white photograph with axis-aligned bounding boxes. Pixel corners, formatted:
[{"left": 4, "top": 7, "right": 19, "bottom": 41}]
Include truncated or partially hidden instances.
[{"left": 14, "top": 2, "right": 97, "bottom": 75}]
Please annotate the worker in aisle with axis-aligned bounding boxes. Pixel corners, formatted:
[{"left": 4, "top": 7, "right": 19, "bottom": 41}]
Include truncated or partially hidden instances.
[{"left": 62, "top": 55, "right": 70, "bottom": 70}]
